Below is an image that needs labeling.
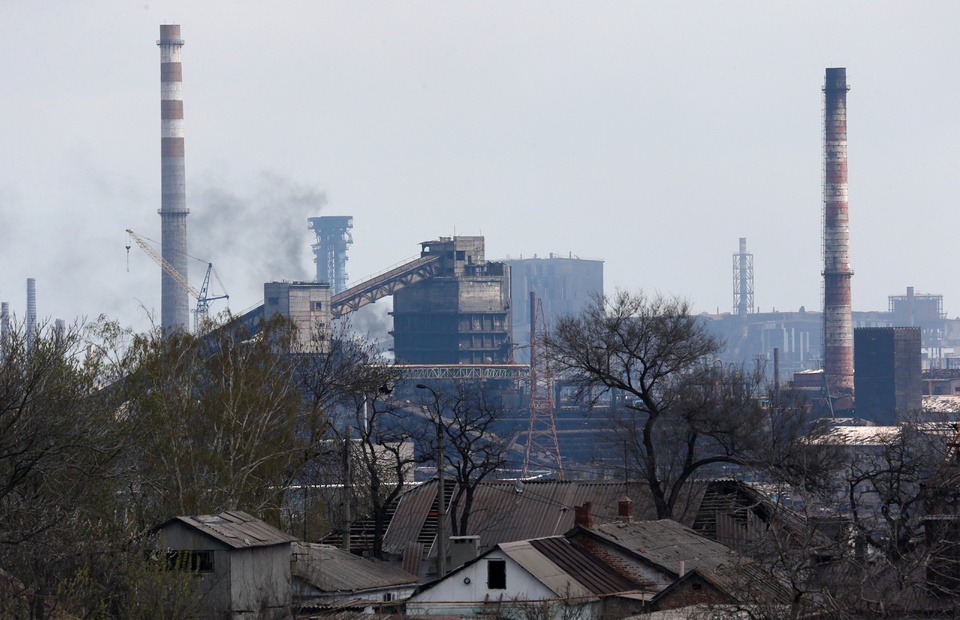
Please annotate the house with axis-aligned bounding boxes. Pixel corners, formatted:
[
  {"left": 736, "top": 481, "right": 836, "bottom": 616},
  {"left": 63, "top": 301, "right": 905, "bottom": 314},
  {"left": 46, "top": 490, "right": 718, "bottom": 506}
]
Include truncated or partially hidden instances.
[
  {"left": 405, "top": 503, "right": 791, "bottom": 618},
  {"left": 405, "top": 535, "right": 647, "bottom": 618},
  {"left": 567, "top": 515, "right": 793, "bottom": 613},
  {"left": 150, "top": 510, "right": 296, "bottom": 619},
  {"left": 291, "top": 543, "right": 419, "bottom": 614}
]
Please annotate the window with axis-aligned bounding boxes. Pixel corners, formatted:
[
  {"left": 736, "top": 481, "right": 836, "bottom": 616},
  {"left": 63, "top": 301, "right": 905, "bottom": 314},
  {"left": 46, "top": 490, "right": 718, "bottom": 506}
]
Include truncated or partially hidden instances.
[
  {"left": 165, "top": 550, "right": 214, "bottom": 573},
  {"left": 267, "top": 297, "right": 279, "bottom": 306},
  {"left": 487, "top": 559, "right": 506, "bottom": 589},
  {"left": 383, "top": 592, "right": 394, "bottom": 602},
  {"left": 313, "top": 301, "right": 323, "bottom": 310}
]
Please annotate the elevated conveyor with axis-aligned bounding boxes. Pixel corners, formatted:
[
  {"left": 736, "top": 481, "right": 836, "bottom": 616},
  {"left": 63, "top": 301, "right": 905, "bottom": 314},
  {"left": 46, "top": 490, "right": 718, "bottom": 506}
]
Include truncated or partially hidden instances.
[{"left": 330, "top": 254, "right": 442, "bottom": 318}]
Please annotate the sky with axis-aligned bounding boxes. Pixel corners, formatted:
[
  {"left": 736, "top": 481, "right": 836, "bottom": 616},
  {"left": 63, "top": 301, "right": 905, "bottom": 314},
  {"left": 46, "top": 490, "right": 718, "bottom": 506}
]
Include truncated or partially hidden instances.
[{"left": 2, "top": 2, "right": 959, "bottom": 334}]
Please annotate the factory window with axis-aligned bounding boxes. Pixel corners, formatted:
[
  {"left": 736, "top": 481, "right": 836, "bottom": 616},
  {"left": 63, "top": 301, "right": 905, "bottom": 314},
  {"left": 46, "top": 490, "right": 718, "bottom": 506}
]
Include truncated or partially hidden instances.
[
  {"left": 313, "top": 302, "right": 323, "bottom": 310},
  {"left": 456, "top": 251, "right": 466, "bottom": 261},
  {"left": 487, "top": 559, "right": 506, "bottom": 589},
  {"left": 267, "top": 297, "right": 279, "bottom": 306}
]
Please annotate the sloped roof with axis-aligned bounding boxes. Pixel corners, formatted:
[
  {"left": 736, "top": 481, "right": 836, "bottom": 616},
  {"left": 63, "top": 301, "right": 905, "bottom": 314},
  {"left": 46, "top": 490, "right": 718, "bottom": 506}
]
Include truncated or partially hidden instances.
[
  {"left": 528, "top": 537, "right": 644, "bottom": 595},
  {"left": 499, "top": 539, "right": 598, "bottom": 602},
  {"left": 160, "top": 510, "right": 296, "bottom": 550},
  {"left": 576, "top": 519, "right": 791, "bottom": 605},
  {"left": 292, "top": 543, "right": 418, "bottom": 594},
  {"left": 382, "top": 479, "right": 694, "bottom": 557}
]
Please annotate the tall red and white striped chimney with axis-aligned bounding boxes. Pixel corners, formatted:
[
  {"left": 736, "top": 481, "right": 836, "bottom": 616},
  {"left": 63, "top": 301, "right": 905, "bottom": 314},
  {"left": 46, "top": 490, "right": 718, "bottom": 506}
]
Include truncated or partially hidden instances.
[
  {"left": 822, "top": 67, "right": 854, "bottom": 403},
  {"left": 158, "top": 24, "right": 190, "bottom": 331}
]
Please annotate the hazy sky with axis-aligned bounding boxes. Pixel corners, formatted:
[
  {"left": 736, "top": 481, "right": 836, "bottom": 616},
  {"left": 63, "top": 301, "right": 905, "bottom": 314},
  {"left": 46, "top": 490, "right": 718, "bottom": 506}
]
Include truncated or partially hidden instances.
[{"left": 2, "top": 2, "right": 959, "bottom": 332}]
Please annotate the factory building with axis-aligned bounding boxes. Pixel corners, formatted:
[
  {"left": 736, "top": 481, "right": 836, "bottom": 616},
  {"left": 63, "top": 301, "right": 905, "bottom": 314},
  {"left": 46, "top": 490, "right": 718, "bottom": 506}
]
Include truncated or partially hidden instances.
[
  {"left": 504, "top": 254, "right": 603, "bottom": 364},
  {"left": 390, "top": 237, "right": 511, "bottom": 364},
  {"left": 264, "top": 281, "right": 331, "bottom": 353},
  {"left": 854, "top": 327, "right": 922, "bottom": 424}
]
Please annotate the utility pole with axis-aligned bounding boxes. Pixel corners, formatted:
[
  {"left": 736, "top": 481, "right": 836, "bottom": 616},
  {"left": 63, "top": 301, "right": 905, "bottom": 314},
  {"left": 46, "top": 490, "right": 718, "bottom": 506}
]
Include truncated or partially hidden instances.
[
  {"left": 342, "top": 435, "right": 351, "bottom": 553},
  {"left": 417, "top": 384, "right": 446, "bottom": 578}
]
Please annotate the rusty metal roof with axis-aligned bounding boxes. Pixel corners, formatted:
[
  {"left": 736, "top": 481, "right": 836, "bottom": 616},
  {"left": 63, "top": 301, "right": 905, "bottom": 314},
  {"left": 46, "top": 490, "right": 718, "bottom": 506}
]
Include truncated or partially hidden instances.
[
  {"left": 291, "top": 543, "right": 418, "bottom": 593},
  {"left": 166, "top": 510, "right": 296, "bottom": 550},
  {"left": 529, "top": 537, "right": 640, "bottom": 596}
]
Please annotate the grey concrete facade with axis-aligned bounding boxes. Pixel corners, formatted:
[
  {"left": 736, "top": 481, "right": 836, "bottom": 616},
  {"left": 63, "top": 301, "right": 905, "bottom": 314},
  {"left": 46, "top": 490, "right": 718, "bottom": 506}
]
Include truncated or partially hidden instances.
[
  {"left": 264, "top": 281, "right": 332, "bottom": 353},
  {"left": 391, "top": 236, "right": 512, "bottom": 364}
]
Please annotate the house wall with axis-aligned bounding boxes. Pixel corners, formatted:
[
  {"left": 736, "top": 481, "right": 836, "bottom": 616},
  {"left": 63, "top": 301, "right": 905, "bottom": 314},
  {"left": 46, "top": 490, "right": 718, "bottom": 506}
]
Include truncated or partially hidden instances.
[
  {"left": 153, "top": 522, "right": 232, "bottom": 619},
  {"left": 406, "top": 551, "right": 589, "bottom": 618},
  {"left": 229, "top": 545, "right": 292, "bottom": 620}
]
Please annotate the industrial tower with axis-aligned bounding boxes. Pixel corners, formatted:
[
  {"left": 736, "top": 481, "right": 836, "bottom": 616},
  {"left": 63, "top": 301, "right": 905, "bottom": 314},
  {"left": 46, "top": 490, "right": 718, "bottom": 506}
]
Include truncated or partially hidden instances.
[
  {"left": 732, "top": 237, "right": 753, "bottom": 316},
  {"left": 158, "top": 25, "right": 190, "bottom": 331},
  {"left": 523, "top": 292, "right": 563, "bottom": 477},
  {"left": 822, "top": 67, "right": 855, "bottom": 403},
  {"left": 309, "top": 216, "right": 354, "bottom": 294}
]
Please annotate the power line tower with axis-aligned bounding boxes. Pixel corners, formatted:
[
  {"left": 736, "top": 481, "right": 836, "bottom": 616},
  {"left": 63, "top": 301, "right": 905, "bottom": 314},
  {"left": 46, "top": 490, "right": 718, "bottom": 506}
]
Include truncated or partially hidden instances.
[{"left": 523, "top": 291, "right": 563, "bottom": 477}]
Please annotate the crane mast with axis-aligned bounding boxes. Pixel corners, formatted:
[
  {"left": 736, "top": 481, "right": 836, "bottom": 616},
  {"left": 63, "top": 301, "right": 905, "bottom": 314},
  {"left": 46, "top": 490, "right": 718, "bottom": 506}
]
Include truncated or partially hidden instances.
[{"left": 125, "top": 229, "right": 228, "bottom": 331}]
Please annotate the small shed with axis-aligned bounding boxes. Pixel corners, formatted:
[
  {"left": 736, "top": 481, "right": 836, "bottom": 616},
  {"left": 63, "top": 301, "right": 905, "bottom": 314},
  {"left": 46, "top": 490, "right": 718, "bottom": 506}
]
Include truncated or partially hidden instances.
[{"left": 151, "top": 510, "right": 296, "bottom": 619}]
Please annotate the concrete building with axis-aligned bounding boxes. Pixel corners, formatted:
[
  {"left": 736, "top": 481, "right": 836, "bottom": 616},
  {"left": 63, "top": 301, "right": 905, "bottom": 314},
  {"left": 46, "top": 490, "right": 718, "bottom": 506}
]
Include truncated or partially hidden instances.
[
  {"left": 263, "top": 281, "right": 331, "bottom": 353},
  {"left": 150, "top": 511, "right": 295, "bottom": 619},
  {"left": 504, "top": 254, "right": 603, "bottom": 364},
  {"left": 854, "top": 327, "right": 922, "bottom": 424},
  {"left": 391, "top": 237, "right": 511, "bottom": 364}
]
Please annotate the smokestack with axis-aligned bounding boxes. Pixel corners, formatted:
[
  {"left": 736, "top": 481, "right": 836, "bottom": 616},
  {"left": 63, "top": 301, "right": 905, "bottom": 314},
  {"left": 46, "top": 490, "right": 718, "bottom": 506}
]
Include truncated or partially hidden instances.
[
  {"left": 822, "top": 67, "right": 854, "bottom": 402},
  {"left": 733, "top": 237, "right": 753, "bottom": 316},
  {"left": 1, "top": 302, "right": 8, "bottom": 362},
  {"left": 158, "top": 24, "right": 190, "bottom": 331},
  {"left": 26, "top": 278, "right": 36, "bottom": 354}
]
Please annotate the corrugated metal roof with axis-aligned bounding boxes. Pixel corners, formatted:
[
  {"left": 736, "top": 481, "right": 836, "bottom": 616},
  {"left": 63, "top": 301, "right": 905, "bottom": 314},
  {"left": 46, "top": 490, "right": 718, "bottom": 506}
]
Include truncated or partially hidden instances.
[
  {"left": 500, "top": 539, "right": 596, "bottom": 601},
  {"left": 169, "top": 510, "right": 295, "bottom": 549},
  {"left": 529, "top": 537, "right": 642, "bottom": 595},
  {"left": 383, "top": 480, "right": 676, "bottom": 557},
  {"left": 291, "top": 543, "right": 418, "bottom": 593},
  {"left": 583, "top": 520, "right": 791, "bottom": 604}
]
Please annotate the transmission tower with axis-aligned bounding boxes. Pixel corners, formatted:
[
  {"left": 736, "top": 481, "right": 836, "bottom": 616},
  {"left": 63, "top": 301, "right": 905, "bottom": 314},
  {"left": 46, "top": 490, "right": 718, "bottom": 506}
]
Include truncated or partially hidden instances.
[{"left": 523, "top": 291, "right": 563, "bottom": 477}]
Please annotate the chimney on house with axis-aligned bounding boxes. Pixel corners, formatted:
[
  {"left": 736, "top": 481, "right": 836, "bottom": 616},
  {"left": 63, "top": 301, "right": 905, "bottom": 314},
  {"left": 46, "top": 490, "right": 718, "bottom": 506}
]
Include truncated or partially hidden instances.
[
  {"left": 574, "top": 502, "right": 593, "bottom": 529},
  {"left": 618, "top": 495, "right": 633, "bottom": 523}
]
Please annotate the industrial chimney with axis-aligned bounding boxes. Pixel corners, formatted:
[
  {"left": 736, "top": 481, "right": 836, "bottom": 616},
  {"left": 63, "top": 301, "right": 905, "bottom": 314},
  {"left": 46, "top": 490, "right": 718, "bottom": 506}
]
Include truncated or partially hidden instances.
[
  {"left": 822, "top": 68, "right": 854, "bottom": 404},
  {"left": 26, "top": 278, "right": 36, "bottom": 354},
  {"left": 158, "top": 24, "right": 190, "bottom": 331}
]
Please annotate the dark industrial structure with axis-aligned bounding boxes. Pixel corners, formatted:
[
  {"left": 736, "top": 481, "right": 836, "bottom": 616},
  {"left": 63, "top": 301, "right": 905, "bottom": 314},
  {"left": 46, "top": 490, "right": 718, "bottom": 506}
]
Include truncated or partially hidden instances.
[
  {"left": 309, "top": 216, "right": 353, "bottom": 294},
  {"left": 822, "top": 67, "right": 855, "bottom": 407},
  {"left": 158, "top": 25, "right": 190, "bottom": 330},
  {"left": 504, "top": 254, "right": 603, "bottom": 364},
  {"left": 854, "top": 327, "right": 922, "bottom": 424},
  {"left": 391, "top": 237, "right": 511, "bottom": 364},
  {"left": 733, "top": 237, "right": 754, "bottom": 316}
]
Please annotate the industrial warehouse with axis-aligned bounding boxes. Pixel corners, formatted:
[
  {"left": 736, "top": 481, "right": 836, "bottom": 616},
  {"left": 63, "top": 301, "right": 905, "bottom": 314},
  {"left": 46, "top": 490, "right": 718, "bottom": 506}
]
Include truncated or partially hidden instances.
[{"left": 4, "top": 8, "right": 960, "bottom": 620}]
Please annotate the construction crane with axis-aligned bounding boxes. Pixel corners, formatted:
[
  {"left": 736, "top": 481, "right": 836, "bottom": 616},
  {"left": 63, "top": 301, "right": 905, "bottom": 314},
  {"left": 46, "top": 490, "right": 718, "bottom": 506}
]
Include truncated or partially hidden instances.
[{"left": 125, "top": 229, "right": 229, "bottom": 331}]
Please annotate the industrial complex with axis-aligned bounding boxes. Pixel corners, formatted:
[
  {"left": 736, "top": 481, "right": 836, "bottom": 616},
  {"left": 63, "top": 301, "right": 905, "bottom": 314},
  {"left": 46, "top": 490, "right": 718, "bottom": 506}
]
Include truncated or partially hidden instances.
[{"left": 0, "top": 35, "right": 953, "bottom": 456}]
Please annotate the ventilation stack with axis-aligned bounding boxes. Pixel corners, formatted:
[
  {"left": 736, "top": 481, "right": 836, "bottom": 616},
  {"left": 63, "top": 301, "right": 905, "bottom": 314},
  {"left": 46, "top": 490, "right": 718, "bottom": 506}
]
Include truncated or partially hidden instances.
[
  {"left": 822, "top": 67, "right": 855, "bottom": 404},
  {"left": 309, "top": 216, "right": 354, "bottom": 294},
  {"left": 158, "top": 24, "right": 190, "bottom": 331},
  {"left": 26, "top": 278, "right": 36, "bottom": 354},
  {"left": 732, "top": 237, "right": 753, "bottom": 316}
]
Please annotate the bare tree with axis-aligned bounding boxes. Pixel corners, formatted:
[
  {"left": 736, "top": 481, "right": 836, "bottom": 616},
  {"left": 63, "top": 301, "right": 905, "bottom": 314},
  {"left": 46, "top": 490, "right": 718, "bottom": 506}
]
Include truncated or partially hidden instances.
[
  {"left": 547, "top": 290, "right": 765, "bottom": 519},
  {"left": 418, "top": 381, "right": 518, "bottom": 537}
]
